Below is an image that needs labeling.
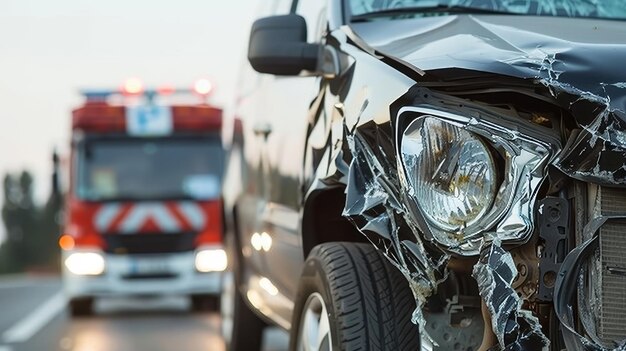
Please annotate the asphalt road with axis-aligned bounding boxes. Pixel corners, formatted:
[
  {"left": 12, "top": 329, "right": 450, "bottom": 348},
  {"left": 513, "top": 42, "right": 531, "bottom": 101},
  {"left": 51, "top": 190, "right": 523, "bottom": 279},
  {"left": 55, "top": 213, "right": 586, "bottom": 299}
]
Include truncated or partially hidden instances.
[{"left": 0, "top": 276, "right": 289, "bottom": 351}]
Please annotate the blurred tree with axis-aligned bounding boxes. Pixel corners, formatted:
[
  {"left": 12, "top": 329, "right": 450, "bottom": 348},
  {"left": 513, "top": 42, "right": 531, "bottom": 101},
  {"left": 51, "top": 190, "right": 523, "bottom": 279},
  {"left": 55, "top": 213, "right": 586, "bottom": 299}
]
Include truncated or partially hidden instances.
[
  {"left": 18, "top": 172, "right": 39, "bottom": 267},
  {"left": 0, "top": 171, "right": 62, "bottom": 274},
  {"left": 0, "top": 174, "right": 27, "bottom": 273}
]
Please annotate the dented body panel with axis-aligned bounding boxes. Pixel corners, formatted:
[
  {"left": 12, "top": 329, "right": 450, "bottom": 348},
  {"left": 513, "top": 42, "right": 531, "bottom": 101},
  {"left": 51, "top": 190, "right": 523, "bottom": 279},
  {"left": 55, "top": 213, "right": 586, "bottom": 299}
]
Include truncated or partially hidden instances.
[{"left": 224, "top": 4, "right": 626, "bottom": 350}]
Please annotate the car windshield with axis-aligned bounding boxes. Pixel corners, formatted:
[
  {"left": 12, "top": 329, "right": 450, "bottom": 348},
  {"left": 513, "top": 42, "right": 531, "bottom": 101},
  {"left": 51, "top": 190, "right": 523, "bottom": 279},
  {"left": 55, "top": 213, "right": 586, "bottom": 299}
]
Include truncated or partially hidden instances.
[
  {"left": 76, "top": 136, "right": 223, "bottom": 201},
  {"left": 348, "top": 0, "right": 626, "bottom": 20}
]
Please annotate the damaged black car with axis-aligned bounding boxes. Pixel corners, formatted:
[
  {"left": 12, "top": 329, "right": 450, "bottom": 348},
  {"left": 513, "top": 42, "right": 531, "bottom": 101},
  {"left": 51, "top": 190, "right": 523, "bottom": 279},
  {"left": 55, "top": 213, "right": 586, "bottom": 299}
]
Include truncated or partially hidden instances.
[{"left": 220, "top": 0, "right": 626, "bottom": 350}]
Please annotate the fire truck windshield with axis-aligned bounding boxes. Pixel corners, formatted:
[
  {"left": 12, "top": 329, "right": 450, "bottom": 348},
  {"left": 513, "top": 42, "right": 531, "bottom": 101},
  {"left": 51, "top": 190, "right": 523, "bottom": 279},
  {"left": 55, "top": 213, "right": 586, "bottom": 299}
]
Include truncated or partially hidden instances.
[{"left": 75, "top": 136, "right": 223, "bottom": 201}]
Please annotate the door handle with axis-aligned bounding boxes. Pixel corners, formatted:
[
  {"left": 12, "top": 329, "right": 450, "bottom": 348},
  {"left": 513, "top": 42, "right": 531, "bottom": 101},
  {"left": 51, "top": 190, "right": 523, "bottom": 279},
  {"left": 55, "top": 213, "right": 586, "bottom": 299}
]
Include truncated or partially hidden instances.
[{"left": 253, "top": 122, "right": 272, "bottom": 137}]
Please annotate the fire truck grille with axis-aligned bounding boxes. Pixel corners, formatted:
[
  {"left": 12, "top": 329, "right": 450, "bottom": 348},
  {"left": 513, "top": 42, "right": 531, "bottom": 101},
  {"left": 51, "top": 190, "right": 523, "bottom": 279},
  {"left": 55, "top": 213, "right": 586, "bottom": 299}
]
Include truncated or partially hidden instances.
[
  {"left": 103, "top": 232, "right": 197, "bottom": 254},
  {"left": 598, "top": 187, "right": 626, "bottom": 344}
]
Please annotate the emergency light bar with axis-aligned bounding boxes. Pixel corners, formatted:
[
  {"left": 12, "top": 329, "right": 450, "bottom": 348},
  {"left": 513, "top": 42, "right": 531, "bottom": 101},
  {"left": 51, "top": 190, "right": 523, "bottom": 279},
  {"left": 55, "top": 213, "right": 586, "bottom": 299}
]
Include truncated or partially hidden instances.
[
  {"left": 73, "top": 78, "right": 221, "bottom": 133},
  {"left": 81, "top": 78, "right": 214, "bottom": 103}
]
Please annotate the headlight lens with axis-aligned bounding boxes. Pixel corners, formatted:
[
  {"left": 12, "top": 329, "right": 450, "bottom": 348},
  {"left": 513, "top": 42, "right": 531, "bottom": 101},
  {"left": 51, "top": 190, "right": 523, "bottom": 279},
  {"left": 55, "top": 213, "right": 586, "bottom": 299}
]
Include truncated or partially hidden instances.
[
  {"left": 64, "top": 252, "right": 105, "bottom": 275},
  {"left": 195, "top": 248, "right": 228, "bottom": 272},
  {"left": 401, "top": 117, "right": 497, "bottom": 235}
]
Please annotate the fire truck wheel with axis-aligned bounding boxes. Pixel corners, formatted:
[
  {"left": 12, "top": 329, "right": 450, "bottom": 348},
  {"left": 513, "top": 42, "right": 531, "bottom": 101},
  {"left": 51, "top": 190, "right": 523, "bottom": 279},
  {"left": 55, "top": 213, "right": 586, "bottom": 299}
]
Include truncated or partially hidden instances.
[
  {"left": 69, "top": 297, "right": 94, "bottom": 317},
  {"left": 191, "top": 294, "right": 220, "bottom": 312}
]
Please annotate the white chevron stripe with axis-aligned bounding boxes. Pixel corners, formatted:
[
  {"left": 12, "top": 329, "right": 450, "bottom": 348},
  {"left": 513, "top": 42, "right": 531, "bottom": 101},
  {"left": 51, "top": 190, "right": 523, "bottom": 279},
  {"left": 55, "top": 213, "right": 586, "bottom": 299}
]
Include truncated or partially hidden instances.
[
  {"left": 118, "top": 205, "right": 149, "bottom": 233},
  {"left": 151, "top": 204, "right": 180, "bottom": 232},
  {"left": 94, "top": 203, "right": 121, "bottom": 232},
  {"left": 118, "top": 203, "right": 180, "bottom": 233},
  {"left": 94, "top": 202, "right": 208, "bottom": 233},
  {"left": 178, "top": 202, "right": 206, "bottom": 230}
]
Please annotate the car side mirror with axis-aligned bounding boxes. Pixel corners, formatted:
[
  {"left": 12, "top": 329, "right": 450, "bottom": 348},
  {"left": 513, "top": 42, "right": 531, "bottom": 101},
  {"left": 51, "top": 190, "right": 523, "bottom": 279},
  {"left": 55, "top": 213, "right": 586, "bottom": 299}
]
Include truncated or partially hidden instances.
[{"left": 248, "top": 14, "right": 332, "bottom": 76}]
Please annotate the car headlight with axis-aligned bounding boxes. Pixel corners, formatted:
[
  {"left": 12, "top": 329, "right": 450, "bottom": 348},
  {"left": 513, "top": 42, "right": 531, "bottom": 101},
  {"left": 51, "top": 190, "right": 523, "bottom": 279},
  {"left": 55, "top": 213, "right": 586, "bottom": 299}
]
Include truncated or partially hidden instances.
[
  {"left": 402, "top": 117, "right": 497, "bottom": 235},
  {"left": 397, "top": 106, "right": 556, "bottom": 256},
  {"left": 64, "top": 252, "right": 105, "bottom": 275},
  {"left": 195, "top": 248, "right": 227, "bottom": 272}
]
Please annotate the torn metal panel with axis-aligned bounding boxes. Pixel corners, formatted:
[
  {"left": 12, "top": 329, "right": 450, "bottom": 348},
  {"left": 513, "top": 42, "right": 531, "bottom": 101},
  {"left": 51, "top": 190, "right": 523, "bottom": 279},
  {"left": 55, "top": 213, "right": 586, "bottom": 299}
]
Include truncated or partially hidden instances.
[
  {"left": 472, "top": 238, "right": 549, "bottom": 350},
  {"left": 557, "top": 128, "right": 626, "bottom": 185}
]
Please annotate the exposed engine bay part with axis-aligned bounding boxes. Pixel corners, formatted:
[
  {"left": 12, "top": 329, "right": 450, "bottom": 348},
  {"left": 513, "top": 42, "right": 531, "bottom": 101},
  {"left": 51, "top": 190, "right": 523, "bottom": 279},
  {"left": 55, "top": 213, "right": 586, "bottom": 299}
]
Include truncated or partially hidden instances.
[
  {"left": 420, "top": 272, "right": 484, "bottom": 350},
  {"left": 510, "top": 238, "right": 539, "bottom": 301},
  {"left": 537, "top": 197, "right": 570, "bottom": 301}
]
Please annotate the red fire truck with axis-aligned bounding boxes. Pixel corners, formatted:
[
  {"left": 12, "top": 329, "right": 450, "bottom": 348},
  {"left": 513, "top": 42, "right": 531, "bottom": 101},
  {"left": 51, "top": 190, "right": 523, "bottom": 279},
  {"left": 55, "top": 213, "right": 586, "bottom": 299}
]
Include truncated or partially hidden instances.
[{"left": 57, "top": 79, "right": 226, "bottom": 316}]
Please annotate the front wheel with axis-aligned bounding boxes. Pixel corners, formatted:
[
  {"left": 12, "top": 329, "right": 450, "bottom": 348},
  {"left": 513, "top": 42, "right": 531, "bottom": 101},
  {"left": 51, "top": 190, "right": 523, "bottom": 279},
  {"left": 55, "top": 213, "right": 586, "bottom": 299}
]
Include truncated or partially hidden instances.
[{"left": 290, "top": 242, "right": 420, "bottom": 351}]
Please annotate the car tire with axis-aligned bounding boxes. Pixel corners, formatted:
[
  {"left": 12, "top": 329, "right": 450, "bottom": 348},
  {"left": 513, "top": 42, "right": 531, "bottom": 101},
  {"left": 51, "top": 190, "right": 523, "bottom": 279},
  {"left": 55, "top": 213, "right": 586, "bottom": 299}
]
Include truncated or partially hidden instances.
[
  {"left": 190, "top": 294, "right": 219, "bottom": 312},
  {"left": 69, "top": 297, "right": 94, "bottom": 317},
  {"left": 289, "top": 242, "right": 420, "bottom": 351}
]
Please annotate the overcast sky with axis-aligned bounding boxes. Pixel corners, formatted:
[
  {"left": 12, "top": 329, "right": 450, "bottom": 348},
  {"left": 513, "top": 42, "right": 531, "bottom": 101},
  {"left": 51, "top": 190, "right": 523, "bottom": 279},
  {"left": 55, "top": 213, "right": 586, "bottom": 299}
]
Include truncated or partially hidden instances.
[{"left": 0, "top": 0, "right": 258, "bottom": 240}]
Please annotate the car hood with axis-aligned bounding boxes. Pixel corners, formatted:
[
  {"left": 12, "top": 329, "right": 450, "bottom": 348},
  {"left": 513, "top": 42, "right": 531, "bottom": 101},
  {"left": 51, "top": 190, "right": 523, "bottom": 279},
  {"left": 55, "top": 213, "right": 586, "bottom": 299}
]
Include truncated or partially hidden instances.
[{"left": 351, "top": 15, "right": 626, "bottom": 110}]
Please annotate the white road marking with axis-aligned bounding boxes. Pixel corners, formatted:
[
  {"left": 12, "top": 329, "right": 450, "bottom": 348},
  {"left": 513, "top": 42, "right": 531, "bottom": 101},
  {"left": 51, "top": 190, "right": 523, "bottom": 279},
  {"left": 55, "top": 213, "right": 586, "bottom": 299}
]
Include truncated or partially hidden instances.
[
  {"left": 2, "top": 291, "right": 66, "bottom": 344},
  {"left": 0, "top": 276, "right": 57, "bottom": 290}
]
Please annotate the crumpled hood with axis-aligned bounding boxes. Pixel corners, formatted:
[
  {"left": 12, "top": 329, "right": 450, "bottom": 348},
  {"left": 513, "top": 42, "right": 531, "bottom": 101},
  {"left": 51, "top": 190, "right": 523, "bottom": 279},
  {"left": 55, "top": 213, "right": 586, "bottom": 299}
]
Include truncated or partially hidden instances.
[
  {"left": 351, "top": 15, "right": 626, "bottom": 185},
  {"left": 351, "top": 14, "right": 626, "bottom": 109}
]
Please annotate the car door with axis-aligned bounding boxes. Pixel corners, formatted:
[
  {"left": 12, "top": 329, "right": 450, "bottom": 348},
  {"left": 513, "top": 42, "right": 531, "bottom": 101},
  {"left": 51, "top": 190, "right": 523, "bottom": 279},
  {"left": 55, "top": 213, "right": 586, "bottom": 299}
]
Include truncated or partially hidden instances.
[{"left": 248, "top": 0, "right": 329, "bottom": 326}]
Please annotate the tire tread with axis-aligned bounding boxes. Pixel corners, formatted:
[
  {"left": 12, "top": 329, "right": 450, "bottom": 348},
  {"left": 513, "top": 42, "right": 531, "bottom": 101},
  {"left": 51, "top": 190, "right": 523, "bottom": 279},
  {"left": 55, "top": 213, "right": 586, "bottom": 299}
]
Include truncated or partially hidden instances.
[{"left": 310, "top": 242, "right": 420, "bottom": 351}]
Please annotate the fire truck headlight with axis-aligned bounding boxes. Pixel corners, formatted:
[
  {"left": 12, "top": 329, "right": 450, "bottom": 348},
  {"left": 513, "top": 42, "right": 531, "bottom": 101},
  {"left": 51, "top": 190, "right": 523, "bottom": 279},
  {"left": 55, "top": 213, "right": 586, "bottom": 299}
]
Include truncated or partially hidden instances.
[
  {"left": 64, "top": 252, "right": 105, "bottom": 276},
  {"left": 195, "top": 248, "right": 227, "bottom": 273}
]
